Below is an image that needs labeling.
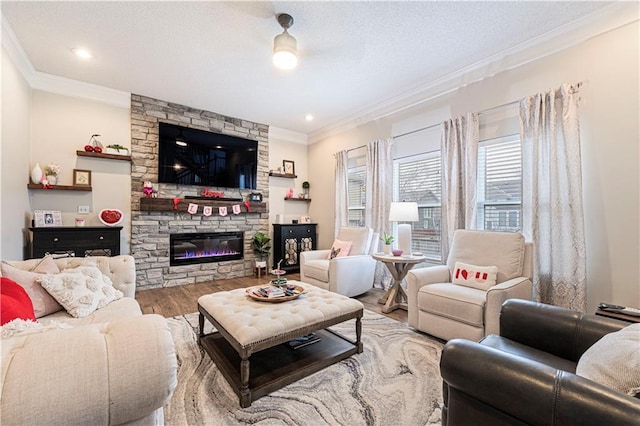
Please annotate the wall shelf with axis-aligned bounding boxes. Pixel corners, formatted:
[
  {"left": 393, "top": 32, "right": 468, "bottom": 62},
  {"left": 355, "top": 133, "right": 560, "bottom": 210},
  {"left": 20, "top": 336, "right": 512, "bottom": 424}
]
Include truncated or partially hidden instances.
[
  {"left": 27, "top": 183, "right": 92, "bottom": 191},
  {"left": 285, "top": 198, "right": 311, "bottom": 202},
  {"left": 269, "top": 172, "right": 297, "bottom": 179},
  {"left": 76, "top": 150, "right": 132, "bottom": 161}
]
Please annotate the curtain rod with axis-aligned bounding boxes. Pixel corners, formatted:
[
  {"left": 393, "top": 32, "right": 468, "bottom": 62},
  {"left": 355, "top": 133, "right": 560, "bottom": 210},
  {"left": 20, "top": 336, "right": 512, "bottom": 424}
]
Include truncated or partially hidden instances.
[{"left": 392, "top": 99, "right": 520, "bottom": 140}]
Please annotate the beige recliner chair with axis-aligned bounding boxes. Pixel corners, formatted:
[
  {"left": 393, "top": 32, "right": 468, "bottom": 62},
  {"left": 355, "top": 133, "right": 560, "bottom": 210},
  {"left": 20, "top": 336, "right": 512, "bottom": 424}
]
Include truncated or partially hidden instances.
[
  {"left": 407, "top": 229, "right": 533, "bottom": 341},
  {"left": 300, "top": 227, "right": 378, "bottom": 297}
]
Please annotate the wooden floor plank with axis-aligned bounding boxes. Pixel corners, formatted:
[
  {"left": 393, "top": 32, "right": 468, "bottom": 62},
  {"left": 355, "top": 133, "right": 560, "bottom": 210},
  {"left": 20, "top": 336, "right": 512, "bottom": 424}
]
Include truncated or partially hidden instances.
[{"left": 135, "top": 274, "right": 408, "bottom": 323}]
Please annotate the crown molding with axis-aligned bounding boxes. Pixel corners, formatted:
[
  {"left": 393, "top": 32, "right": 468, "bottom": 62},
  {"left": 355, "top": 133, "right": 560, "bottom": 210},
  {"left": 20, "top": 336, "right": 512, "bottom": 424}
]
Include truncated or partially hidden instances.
[
  {"left": 268, "top": 126, "right": 308, "bottom": 145},
  {"left": 1, "top": 13, "right": 130, "bottom": 109},
  {"left": 308, "top": 2, "right": 639, "bottom": 144},
  {"left": 1, "top": 14, "right": 35, "bottom": 81}
]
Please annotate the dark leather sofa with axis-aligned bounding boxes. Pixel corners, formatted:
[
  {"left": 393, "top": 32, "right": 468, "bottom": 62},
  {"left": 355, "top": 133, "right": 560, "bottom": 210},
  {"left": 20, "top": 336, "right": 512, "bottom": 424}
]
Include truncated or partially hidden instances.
[{"left": 440, "top": 299, "right": 640, "bottom": 426}]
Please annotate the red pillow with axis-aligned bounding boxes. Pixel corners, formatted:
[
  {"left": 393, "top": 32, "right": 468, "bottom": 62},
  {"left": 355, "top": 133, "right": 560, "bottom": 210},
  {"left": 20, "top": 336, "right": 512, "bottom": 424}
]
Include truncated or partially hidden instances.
[{"left": 1, "top": 277, "right": 37, "bottom": 325}]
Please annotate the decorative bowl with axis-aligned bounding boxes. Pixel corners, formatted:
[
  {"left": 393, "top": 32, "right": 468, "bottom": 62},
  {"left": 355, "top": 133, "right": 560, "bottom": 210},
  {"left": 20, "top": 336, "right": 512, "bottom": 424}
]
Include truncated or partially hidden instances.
[
  {"left": 99, "top": 209, "right": 124, "bottom": 226},
  {"left": 392, "top": 249, "right": 403, "bottom": 257}
]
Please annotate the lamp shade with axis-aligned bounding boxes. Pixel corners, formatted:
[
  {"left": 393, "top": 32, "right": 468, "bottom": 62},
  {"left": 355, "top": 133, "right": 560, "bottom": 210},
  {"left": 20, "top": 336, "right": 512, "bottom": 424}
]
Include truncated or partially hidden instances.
[
  {"left": 273, "top": 31, "right": 297, "bottom": 70},
  {"left": 389, "top": 202, "right": 419, "bottom": 222}
]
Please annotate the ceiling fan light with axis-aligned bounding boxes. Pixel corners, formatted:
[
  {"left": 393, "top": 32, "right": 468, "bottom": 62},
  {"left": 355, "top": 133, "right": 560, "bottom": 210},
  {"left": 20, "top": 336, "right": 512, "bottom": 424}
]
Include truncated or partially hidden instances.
[
  {"left": 273, "top": 31, "right": 297, "bottom": 70},
  {"left": 175, "top": 130, "right": 187, "bottom": 146}
]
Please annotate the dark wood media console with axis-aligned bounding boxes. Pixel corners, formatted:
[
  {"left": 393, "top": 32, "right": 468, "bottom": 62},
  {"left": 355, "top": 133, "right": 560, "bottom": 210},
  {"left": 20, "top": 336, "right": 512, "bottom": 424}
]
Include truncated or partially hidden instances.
[{"left": 28, "top": 226, "right": 122, "bottom": 259}]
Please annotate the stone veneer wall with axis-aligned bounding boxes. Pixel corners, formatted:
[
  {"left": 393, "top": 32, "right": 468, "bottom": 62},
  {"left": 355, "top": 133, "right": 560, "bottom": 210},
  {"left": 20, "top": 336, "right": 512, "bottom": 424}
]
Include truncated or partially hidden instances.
[{"left": 130, "top": 94, "right": 269, "bottom": 289}]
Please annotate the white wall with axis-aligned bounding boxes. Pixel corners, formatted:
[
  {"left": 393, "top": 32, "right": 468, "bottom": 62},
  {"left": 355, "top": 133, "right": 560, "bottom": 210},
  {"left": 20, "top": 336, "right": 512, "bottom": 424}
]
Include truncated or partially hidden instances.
[
  {"left": 309, "top": 21, "right": 640, "bottom": 312},
  {"left": 268, "top": 126, "right": 309, "bottom": 225},
  {"left": 29, "top": 91, "right": 131, "bottom": 253},
  {"left": 1, "top": 47, "right": 32, "bottom": 260}
]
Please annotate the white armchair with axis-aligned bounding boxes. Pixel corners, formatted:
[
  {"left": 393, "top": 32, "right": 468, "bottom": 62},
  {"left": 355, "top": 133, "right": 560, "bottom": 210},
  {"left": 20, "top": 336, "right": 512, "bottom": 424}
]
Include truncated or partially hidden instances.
[
  {"left": 300, "top": 227, "right": 378, "bottom": 297},
  {"left": 407, "top": 229, "right": 533, "bottom": 341}
]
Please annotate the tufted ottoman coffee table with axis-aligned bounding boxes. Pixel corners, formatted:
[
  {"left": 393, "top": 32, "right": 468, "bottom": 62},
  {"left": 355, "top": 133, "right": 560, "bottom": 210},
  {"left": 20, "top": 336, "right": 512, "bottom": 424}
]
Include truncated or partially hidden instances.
[{"left": 197, "top": 281, "right": 364, "bottom": 407}]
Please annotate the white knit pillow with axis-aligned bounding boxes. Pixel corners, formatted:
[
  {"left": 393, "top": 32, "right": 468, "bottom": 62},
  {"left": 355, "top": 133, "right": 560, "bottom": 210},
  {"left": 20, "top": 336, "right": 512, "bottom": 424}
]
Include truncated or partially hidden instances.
[
  {"left": 37, "top": 266, "right": 123, "bottom": 318},
  {"left": 576, "top": 323, "right": 640, "bottom": 396}
]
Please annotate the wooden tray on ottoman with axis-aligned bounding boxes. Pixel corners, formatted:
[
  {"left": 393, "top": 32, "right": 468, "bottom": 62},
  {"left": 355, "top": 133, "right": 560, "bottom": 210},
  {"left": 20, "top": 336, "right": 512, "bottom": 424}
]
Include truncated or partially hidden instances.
[{"left": 197, "top": 282, "right": 364, "bottom": 407}]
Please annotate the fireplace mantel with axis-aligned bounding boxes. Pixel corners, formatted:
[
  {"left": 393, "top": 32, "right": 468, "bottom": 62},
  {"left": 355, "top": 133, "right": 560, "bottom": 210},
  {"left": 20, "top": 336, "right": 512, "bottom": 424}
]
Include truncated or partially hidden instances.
[{"left": 139, "top": 197, "right": 267, "bottom": 213}]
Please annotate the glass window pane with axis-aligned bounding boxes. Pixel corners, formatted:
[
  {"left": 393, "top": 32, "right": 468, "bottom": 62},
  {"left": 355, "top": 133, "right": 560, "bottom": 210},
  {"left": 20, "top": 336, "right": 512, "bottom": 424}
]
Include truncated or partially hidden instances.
[{"left": 395, "top": 153, "right": 442, "bottom": 260}]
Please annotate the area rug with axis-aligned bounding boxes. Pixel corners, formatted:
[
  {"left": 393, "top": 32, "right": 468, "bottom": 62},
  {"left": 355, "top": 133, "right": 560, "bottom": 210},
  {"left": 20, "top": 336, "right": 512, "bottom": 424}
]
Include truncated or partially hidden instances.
[{"left": 165, "top": 310, "right": 444, "bottom": 425}]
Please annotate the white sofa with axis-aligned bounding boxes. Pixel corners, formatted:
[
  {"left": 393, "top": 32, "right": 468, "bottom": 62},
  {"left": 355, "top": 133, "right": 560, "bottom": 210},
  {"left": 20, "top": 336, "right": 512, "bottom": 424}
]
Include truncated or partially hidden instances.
[{"left": 0, "top": 255, "right": 177, "bottom": 426}]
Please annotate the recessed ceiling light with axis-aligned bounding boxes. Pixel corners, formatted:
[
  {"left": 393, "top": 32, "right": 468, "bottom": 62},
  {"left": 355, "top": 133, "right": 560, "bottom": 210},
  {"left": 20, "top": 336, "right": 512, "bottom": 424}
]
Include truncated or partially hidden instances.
[
  {"left": 71, "top": 48, "right": 93, "bottom": 59},
  {"left": 305, "top": 114, "right": 314, "bottom": 121}
]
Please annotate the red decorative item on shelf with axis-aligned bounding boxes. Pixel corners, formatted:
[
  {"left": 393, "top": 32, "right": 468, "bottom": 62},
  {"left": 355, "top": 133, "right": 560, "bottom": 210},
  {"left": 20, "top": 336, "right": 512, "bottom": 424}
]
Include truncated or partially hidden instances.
[
  {"left": 244, "top": 201, "right": 251, "bottom": 212},
  {"left": 143, "top": 181, "right": 154, "bottom": 198},
  {"left": 84, "top": 145, "right": 94, "bottom": 152},
  {"left": 201, "top": 188, "right": 224, "bottom": 198},
  {"left": 99, "top": 209, "right": 123, "bottom": 226},
  {"left": 173, "top": 197, "right": 182, "bottom": 210}
]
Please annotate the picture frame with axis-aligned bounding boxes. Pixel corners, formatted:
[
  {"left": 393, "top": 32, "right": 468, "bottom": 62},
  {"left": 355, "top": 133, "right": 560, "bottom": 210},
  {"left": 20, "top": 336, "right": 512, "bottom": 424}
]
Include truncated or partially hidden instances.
[
  {"left": 73, "top": 169, "right": 92, "bottom": 187},
  {"left": 282, "top": 160, "right": 295, "bottom": 176},
  {"left": 34, "top": 210, "right": 62, "bottom": 227},
  {"left": 249, "top": 192, "right": 263, "bottom": 202},
  {"left": 300, "top": 215, "right": 312, "bottom": 224}
]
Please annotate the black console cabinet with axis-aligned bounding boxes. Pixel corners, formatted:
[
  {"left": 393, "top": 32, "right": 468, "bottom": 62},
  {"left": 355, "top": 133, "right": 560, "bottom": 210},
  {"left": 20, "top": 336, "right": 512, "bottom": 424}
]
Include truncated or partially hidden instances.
[
  {"left": 272, "top": 224, "right": 317, "bottom": 272},
  {"left": 28, "top": 226, "right": 122, "bottom": 259}
]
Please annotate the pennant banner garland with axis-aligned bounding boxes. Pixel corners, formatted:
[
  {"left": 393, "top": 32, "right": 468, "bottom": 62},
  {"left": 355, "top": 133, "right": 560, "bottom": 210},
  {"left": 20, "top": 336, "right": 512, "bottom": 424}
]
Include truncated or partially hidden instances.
[{"left": 171, "top": 198, "right": 247, "bottom": 217}]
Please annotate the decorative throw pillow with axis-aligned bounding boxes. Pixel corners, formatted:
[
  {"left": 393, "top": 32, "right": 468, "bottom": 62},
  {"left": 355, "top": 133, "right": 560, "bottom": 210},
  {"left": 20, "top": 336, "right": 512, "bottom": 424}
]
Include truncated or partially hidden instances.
[
  {"left": 37, "top": 265, "right": 123, "bottom": 318},
  {"left": 576, "top": 323, "right": 640, "bottom": 396},
  {"left": 452, "top": 261, "right": 498, "bottom": 291},
  {"left": 1, "top": 277, "right": 37, "bottom": 325},
  {"left": 1, "top": 256, "right": 64, "bottom": 318},
  {"left": 326, "top": 239, "right": 353, "bottom": 260}
]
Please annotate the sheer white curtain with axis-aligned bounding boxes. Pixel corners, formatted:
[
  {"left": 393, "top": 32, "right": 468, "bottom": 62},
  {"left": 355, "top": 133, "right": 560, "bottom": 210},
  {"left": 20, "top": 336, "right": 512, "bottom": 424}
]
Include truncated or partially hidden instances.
[
  {"left": 365, "top": 139, "right": 394, "bottom": 237},
  {"left": 364, "top": 139, "right": 394, "bottom": 289},
  {"left": 440, "top": 113, "right": 479, "bottom": 258},
  {"left": 519, "top": 83, "right": 586, "bottom": 311},
  {"left": 334, "top": 150, "right": 349, "bottom": 236}
]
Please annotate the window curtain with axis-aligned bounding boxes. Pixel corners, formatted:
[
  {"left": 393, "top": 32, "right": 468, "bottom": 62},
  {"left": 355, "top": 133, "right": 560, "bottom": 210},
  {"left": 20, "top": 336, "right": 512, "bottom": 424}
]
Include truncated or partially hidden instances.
[
  {"left": 365, "top": 139, "right": 394, "bottom": 237},
  {"left": 440, "top": 112, "right": 479, "bottom": 259},
  {"left": 519, "top": 83, "right": 586, "bottom": 311},
  {"left": 334, "top": 150, "right": 349, "bottom": 236},
  {"left": 363, "top": 139, "right": 394, "bottom": 289}
]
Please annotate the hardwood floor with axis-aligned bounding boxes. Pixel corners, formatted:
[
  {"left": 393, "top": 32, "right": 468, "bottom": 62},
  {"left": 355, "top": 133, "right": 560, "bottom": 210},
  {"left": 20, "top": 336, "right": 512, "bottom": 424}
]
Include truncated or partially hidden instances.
[{"left": 135, "top": 273, "right": 408, "bottom": 323}]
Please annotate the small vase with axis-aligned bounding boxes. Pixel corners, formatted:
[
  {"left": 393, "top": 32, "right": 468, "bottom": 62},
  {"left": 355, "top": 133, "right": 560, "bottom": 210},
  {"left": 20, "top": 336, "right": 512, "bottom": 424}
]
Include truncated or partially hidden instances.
[
  {"left": 31, "top": 163, "right": 43, "bottom": 184},
  {"left": 46, "top": 175, "right": 57, "bottom": 185},
  {"left": 383, "top": 244, "right": 391, "bottom": 255}
]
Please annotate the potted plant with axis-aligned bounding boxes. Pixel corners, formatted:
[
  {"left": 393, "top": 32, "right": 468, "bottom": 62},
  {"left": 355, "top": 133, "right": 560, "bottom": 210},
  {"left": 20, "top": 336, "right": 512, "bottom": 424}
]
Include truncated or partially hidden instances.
[
  {"left": 380, "top": 232, "right": 394, "bottom": 254},
  {"left": 252, "top": 231, "right": 271, "bottom": 269},
  {"left": 105, "top": 144, "right": 129, "bottom": 156},
  {"left": 302, "top": 181, "right": 310, "bottom": 198}
]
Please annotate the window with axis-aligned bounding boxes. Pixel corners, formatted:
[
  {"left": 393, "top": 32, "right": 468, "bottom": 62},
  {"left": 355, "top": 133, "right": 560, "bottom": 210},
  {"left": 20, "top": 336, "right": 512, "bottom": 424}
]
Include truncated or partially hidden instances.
[
  {"left": 476, "top": 135, "right": 522, "bottom": 232},
  {"left": 394, "top": 152, "right": 442, "bottom": 260},
  {"left": 347, "top": 165, "right": 366, "bottom": 227}
]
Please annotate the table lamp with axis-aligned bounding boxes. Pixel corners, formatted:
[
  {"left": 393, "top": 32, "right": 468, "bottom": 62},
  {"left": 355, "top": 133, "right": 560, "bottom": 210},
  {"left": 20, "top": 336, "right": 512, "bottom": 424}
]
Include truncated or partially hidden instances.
[{"left": 389, "top": 202, "right": 419, "bottom": 255}]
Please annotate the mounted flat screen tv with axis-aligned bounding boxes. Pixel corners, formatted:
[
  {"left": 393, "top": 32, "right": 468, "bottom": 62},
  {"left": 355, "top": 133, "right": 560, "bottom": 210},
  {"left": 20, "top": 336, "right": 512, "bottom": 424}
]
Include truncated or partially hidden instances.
[{"left": 158, "top": 122, "right": 258, "bottom": 189}]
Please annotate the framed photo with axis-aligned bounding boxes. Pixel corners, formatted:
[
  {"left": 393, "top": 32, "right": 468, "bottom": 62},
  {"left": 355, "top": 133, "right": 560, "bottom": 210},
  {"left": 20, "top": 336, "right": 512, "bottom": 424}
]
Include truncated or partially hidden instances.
[
  {"left": 300, "top": 215, "right": 312, "bottom": 223},
  {"left": 249, "top": 192, "right": 263, "bottom": 202},
  {"left": 282, "top": 160, "right": 295, "bottom": 176},
  {"left": 34, "top": 210, "right": 62, "bottom": 227},
  {"left": 73, "top": 169, "right": 92, "bottom": 187}
]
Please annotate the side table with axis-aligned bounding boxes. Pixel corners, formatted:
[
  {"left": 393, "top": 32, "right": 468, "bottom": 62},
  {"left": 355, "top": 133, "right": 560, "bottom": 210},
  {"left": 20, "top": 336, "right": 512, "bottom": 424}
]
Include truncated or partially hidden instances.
[
  {"left": 595, "top": 308, "right": 640, "bottom": 323},
  {"left": 373, "top": 253, "right": 426, "bottom": 314}
]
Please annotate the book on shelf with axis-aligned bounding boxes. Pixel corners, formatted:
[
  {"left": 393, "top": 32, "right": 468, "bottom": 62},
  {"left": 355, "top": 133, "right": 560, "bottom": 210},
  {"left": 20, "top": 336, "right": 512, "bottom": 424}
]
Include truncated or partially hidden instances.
[{"left": 286, "top": 333, "right": 321, "bottom": 350}]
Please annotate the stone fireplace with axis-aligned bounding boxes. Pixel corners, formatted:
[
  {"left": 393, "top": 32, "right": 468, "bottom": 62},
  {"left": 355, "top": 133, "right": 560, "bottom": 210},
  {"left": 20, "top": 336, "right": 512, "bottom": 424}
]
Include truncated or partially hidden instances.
[
  {"left": 130, "top": 94, "right": 269, "bottom": 289},
  {"left": 170, "top": 231, "right": 244, "bottom": 266}
]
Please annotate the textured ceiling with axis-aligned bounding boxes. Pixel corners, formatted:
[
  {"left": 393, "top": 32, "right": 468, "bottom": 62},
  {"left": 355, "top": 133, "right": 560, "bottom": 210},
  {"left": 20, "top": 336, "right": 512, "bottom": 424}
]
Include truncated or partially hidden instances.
[{"left": 2, "top": 1, "right": 613, "bottom": 135}]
